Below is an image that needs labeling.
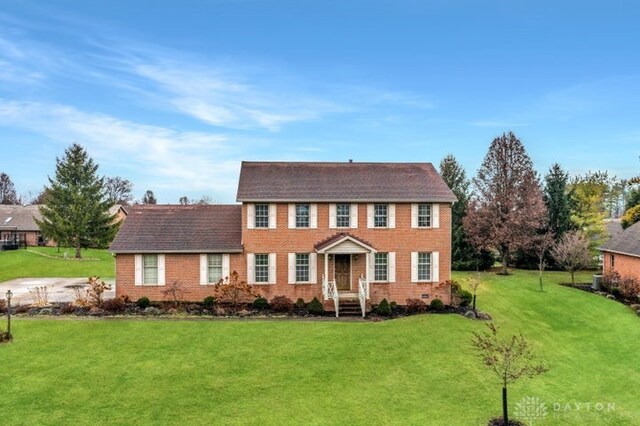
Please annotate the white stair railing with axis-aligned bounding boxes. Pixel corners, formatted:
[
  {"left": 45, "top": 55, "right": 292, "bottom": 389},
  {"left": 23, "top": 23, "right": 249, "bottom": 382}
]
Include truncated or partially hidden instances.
[
  {"left": 358, "top": 274, "right": 369, "bottom": 317},
  {"left": 323, "top": 274, "right": 339, "bottom": 317}
]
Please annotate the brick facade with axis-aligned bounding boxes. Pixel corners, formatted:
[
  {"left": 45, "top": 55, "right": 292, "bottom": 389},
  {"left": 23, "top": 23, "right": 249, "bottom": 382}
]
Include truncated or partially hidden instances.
[
  {"left": 115, "top": 202, "right": 452, "bottom": 306},
  {"left": 602, "top": 251, "right": 640, "bottom": 281}
]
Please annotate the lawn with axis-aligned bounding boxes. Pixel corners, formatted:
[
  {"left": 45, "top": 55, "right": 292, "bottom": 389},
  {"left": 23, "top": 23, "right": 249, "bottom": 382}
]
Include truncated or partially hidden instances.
[
  {"left": 1, "top": 270, "right": 639, "bottom": 425},
  {"left": 0, "top": 247, "right": 114, "bottom": 282}
]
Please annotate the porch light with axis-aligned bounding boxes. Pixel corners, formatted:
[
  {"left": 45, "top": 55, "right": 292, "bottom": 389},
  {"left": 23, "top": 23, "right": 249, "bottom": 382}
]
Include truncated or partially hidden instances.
[{"left": 5, "top": 290, "right": 11, "bottom": 302}]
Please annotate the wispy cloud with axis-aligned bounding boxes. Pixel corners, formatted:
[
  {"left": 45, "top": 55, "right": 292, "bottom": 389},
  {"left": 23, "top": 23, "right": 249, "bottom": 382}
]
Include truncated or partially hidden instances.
[
  {"left": 0, "top": 99, "right": 243, "bottom": 200},
  {"left": 469, "top": 120, "right": 530, "bottom": 128}
]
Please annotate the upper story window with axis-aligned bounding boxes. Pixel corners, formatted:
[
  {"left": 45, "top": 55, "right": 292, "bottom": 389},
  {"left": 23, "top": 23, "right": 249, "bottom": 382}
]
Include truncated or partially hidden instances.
[
  {"left": 255, "top": 254, "right": 269, "bottom": 283},
  {"left": 374, "top": 204, "right": 388, "bottom": 227},
  {"left": 296, "top": 253, "right": 310, "bottom": 282},
  {"left": 255, "top": 204, "right": 269, "bottom": 228},
  {"left": 418, "top": 204, "right": 432, "bottom": 227},
  {"left": 207, "top": 254, "right": 223, "bottom": 283},
  {"left": 143, "top": 254, "right": 158, "bottom": 284},
  {"left": 296, "top": 204, "right": 310, "bottom": 228},
  {"left": 417, "top": 252, "right": 432, "bottom": 281},
  {"left": 374, "top": 253, "right": 388, "bottom": 281},
  {"left": 336, "top": 204, "right": 350, "bottom": 228}
]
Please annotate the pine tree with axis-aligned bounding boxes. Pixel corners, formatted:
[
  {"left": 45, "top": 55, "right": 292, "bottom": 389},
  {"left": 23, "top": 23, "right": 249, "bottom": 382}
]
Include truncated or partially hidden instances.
[
  {"left": 544, "top": 163, "right": 572, "bottom": 239},
  {"left": 439, "top": 155, "right": 493, "bottom": 270},
  {"left": 0, "top": 172, "right": 19, "bottom": 205},
  {"left": 37, "top": 144, "right": 118, "bottom": 258}
]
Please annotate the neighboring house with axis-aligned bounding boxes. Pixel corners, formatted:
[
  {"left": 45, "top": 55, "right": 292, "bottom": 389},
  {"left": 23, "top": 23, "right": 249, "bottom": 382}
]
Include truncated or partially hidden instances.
[
  {"left": 109, "top": 161, "right": 457, "bottom": 315},
  {"left": 0, "top": 205, "right": 52, "bottom": 248},
  {"left": 599, "top": 221, "right": 640, "bottom": 282},
  {"left": 0, "top": 204, "right": 127, "bottom": 250}
]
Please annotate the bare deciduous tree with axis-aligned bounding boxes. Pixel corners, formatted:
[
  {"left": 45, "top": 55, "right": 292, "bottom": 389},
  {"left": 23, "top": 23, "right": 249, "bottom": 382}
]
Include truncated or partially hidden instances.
[
  {"left": 141, "top": 190, "right": 157, "bottom": 204},
  {"left": 104, "top": 176, "right": 134, "bottom": 206},
  {"left": 551, "top": 230, "right": 592, "bottom": 284},
  {"left": 162, "top": 281, "right": 189, "bottom": 308},
  {"left": 531, "top": 232, "right": 555, "bottom": 292},
  {"left": 212, "top": 271, "right": 258, "bottom": 314},
  {"left": 472, "top": 323, "right": 548, "bottom": 426},
  {"left": 464, "top": 132, "right": 547, "bottom": 275}
]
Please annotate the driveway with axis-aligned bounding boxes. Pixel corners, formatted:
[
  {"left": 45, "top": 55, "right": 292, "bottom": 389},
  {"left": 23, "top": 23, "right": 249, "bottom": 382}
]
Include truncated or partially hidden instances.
[{"left": 0, "top": 278, "right": 116, "bottom": 305}]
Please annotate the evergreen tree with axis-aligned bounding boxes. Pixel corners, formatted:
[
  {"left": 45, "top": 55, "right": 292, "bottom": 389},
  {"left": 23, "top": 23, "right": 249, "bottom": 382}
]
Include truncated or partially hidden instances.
[
  {"left": 439, "top": 154, "right": 493, "bottom": 270},
  {"left": 544, "top": 163, "right": 572, "bottom": 239},
  {"left": 37, "top": 144, "right": 118, "bottom": 258},
  {"left": 0, "top": 172, "right": 19, "bottom": 205},
  {"left": 625, "top": 186, "right": 640, "bottom": 211}
]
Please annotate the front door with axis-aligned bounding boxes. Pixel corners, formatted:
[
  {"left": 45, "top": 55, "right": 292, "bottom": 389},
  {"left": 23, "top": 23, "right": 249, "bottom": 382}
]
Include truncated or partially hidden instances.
[{"left": 335, "top": 254, "right": 351, "bottom": 291}]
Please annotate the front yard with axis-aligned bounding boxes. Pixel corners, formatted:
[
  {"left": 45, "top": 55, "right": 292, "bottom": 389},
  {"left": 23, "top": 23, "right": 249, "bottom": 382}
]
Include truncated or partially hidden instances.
[
  {"left": 0, "top": 247, "right": 114, "bottom": 282},
  {"left": 1, "top": 270, "right": 639, "bottom": 425}
]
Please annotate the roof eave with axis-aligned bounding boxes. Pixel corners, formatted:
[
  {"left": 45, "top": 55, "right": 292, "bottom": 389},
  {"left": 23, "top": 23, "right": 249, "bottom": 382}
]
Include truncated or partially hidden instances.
[
  {"left": 109, "top": 248, "right": 244, "bottom": 254},
  {"left": 598, "top": 247, "right": 640, "bottom": 259}
]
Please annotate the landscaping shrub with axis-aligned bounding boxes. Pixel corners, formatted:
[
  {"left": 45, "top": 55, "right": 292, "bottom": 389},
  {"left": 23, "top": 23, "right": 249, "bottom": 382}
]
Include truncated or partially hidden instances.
[
  {"left": 59, "top": 303, "right": 76, "bottom": 315},
  {"left": 601, "top": 270, "right": 621, "bottom": 292},
  {"left": 136, "top": 297, "right": 151, "bottom": 309},
  {"left": 270, "top": 296, "right": 293, "bottom": 313},
  {"left": 618, "top": 276, "right": 640, "bottom": 301},
  {"left": 449, "top": 280, "right": 461, "bottom": 294},
  {"left": 376, "top": 298, "right": 392, "bottom": 316},
  {"left": 101, "top": 297, "right": 126, "bottom": 313},
  {"left": 0, "top": 299, "right": 5, "bottom": 314},
  {"left": 458, "top": 290, "right": 473, "bottom": 307},
  {"left": 430, "top": 298, "right": 445, "bottom": 311},
  {"left": 295, "top": 298, "right": 306, "bottom": 310},
  {"left": 406, "top": 298, "right": 427, "bottom": 314},
  {"left": 203, "top": 296, "right": 216, "bottom": 309},
  {"left": 252, "top": 296, "right": 269, "bottom": 310},
  {"left": 307, "top": 297, "right": 325, "bottom": 315}
]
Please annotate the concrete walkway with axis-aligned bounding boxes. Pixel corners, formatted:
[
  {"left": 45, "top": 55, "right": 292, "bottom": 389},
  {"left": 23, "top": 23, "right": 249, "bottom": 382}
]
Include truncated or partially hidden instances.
[{"left": 0, "top": 278, "right": 116, "bottom": 305}]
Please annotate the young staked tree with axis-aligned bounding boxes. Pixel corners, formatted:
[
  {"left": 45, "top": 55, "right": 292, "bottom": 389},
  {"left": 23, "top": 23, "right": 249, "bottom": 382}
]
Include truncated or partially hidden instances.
[
  {"left": 0, "top": 172, "right": 19, "bottom": 205},
  {"left": 37, "top": 144, "right": 118, "bottom": 259},
  {"left": 472, "top": 323, "right": 548, "bottom": 426},
  {"left": 551, "top": 230, "right": 592, "bottom": 284},
  {"left": 464, "top": 132, "right": 547, "bottom": 275},
  {"left": 141, "top": 190, "right": 157, "bottom": 204},
  {"left": 532, "top": 232, "right": 555, "bottom": 292}
]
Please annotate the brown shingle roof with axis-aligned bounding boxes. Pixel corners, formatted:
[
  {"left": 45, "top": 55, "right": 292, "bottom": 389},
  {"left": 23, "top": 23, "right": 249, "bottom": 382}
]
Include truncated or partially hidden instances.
[
  {"left": 599, "top": 221, "right": 640, "bottom": 258},
  {"left": 0, "top": 205, "right": 42, "bottom": 231},
  {"left": 109, "top": 204, "right": 242, "bottom": 253},
  {"left": 236, "top": 161, "right": 457, "bottom": 202}
]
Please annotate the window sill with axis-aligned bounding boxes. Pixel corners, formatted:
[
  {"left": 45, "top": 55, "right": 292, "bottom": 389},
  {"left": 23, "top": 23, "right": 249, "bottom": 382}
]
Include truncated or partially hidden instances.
[
  {"left": 290, "top": 282, "right": 317, "bottom": 285},
  {"left": 371, "top": 281, "right": 391, "bottom": 284},
  {"left": 252, "top": 282, "right": 275, "bottom": 285}
]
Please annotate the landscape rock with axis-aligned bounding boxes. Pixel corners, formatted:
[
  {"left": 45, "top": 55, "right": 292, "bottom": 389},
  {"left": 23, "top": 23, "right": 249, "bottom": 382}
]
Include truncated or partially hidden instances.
[
  {"left": 143, "top": 307, "right": 160, "bottom": 316},
  {"left": 606, "top": 294, "right": 616, "bottom": 300},
  {"left": 464, "top": 310, "right": 477, "bottom": 319},
  {"left": 476, "top": 311, "right": 493, "bottom": 321}
]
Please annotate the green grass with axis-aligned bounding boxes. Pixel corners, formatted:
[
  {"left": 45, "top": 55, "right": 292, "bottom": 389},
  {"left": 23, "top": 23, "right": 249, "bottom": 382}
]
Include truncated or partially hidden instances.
[
  {"left": 1, "top": 270, "right": 639, "bottom": 425},
  {"left": 0, "top": 247, "right": 114, "bottom": 282}
]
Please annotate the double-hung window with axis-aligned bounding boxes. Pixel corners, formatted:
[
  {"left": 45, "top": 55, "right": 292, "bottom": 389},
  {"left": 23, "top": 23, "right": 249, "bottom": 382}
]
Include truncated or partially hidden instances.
[
  {"left": 296, "top": 253, "right": 310, "bottom": 282},
  {"left": 418, "top": 204, "right": 432, "bottom": 227},
  {"left": 374, "top": 204, "right": 388, "bottom": 227},
  {"left": 207, "top": 254, "right": 223, "bottom": 283},
  {"left": 255, "top": 204, "right": 269, "bottom": 228},
  {"left": 374, "top": 253, "right": 388, "bottom": 281},
  {"left": 255, "top": 254, "right": 269, "bottom": 283},
  {"left": 296, "top": 204, "right": 310, "bottom": 228},
  {"left": 336, "top": 203, "right": 350, "bottom": 228},
  {"left": 143, "top": 254, "right": 158, "bottom": 284},
  {"left": 418, "top": 252, "right": 432, "bottom": 281}
]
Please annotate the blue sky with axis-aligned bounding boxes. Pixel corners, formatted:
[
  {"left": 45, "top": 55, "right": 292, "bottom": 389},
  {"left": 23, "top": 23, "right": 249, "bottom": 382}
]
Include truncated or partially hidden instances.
[{"left": 1, "top": 0, "right": 639, "bottom": 203}]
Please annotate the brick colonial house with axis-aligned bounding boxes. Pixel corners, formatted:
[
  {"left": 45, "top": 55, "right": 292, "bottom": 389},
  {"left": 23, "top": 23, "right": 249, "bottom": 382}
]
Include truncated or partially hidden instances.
[
  {"left": 600, "top": 221, "right": 640, "bottom": 282},
  {"left": 109, "top": 162, "right": 457, "bottom": 315}
]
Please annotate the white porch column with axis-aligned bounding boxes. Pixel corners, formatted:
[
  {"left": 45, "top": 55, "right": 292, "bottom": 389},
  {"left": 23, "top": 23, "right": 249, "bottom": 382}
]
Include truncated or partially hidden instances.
[
  {"left": 365, "top": 252, "right": 369, "bottom": 282},
  {"left": 324, "top": 253, "right": 329, "bottom": 284}
]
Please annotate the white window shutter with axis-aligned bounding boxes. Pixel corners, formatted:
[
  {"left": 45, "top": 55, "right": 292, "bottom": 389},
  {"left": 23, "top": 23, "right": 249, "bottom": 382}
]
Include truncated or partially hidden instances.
[
  {"left": 288, "top": 253, "right": 296, "bottom": 284},
  {"left": 411, "top": 204, "right": 418, "bottom": 228},
  {"left": 350, "top": 203, "right": 358, "bottom": 228},
  {"left": 268, "top": 253, "right": 277, "bottom": 284},
  {"left": 368, "top": 253, "right": 375, "bottom": 281},
  {"left": 432, "top": 251, "right": 440, "bottom": 282},
  {"left": 199, "top": 254, "right": 208, "bottom": 285},
  {"left": 329, "top": 204, "right": 337, "bottom": 228},
  {"left": 309, "top": 253, "right": 317, "bottom": 284},
  {"left": 367, "top": 204, "right": 374, "bottom": 228},
  {"left": 269, "top": 204, "right": 277, "bottom": 229},
  {"left": 411, "top": 252, "right": 418, "bottom": 282},
  {"left": 247, "top": 253, "right": 255, "bottom": 284},
  {"left": 432, "top": 203, "right": 440, "bottom": 229},
  {"left": 222, "top": 254, "right": 230, "bottom": 283},
  {"left": 247, "top": 204, "right": 255, "bottom": 229},
  {"left": 389, "top": 252, "right": 396, "bottom": 283},
  {"left": 288, "top": 204, "right": 296, "bottom": 229},
  {"left": 310, "top": 204, "right": 318, "bottom": 229},
  {"left": 388, "top": 204, "right": 396, "bottom": 228},
  {"left": 157, "top": 254, "right": 166, "bottom": 286},
  {"left": 134, "top": 254, "right": 142, "bottom": 286}
]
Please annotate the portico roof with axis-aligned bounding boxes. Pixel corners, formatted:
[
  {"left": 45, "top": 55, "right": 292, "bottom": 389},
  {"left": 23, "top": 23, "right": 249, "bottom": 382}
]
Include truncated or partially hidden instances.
[{"left": 314, "top": 232, "right": 377, "bottom": 254}]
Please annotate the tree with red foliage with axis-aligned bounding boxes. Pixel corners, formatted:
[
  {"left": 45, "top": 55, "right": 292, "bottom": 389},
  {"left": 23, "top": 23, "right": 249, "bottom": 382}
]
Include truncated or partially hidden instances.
[{"left": 464, "top": 132, "right": 547, "bottom": 275}]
